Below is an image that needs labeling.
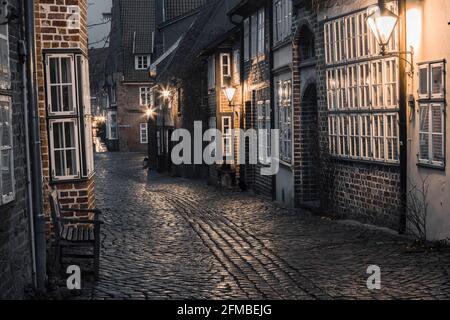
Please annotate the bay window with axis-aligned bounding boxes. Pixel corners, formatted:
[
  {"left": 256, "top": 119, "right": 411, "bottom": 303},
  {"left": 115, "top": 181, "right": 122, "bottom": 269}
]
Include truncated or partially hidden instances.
[
  {"left": 46, "top": 52, "right": 94, "bottom": 181},
  {"left": 324, "top": 7, "right": 400, "bottom": 164},
  {"left": 0, "top": 95, "right": 14, "bottom": 205}
]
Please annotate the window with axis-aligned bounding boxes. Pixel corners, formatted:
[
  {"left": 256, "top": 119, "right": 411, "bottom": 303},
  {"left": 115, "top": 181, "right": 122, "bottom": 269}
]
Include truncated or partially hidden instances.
[
  {"left": 46, "top": 55, "right": 77, "bottom": 115},
  {"left": 278, "top": 80, "right": 292, "bottom": 163},
  {"left": 418, "top": 60, "right": 446, "bottom": 168},
  {"left": 49, "top": 119, "right": 80, "bottom": 180},
  {"left": 0, "top": 23, "right": 9, "bottom": 90},
  {"left": 46, "top": 53, "right": 93, "bottom": 181},
  {"left": 107, "top": 111, "right": 118, "bottom": 140},
  {"left": 251, "top": 13, "right": 258, "bottom": 58},
  {"left": 140, "top": 123, "right": 148, "bottom": 144},
  {"left": 273, "top": 0, "right": 292, "bottom": 44},
  {"left": 233, "top": 50, "right": 240, "bottom": 84},
  {"left": 257, "top": 8, "right": 265, "bottom": 55},
  {"left": 325, "top": 8, "right": 400, "bottom": 164},
  {"left": 207, "top": 55, "right": 216, "bottom": 90},
  {"left": 209, "top": 117, "right": 217, "bottom": 158},
  {"left": 140, "top": 87, "right": 151, "bottom": 106},
  {"left": 257, "top": 101, "right": 271, "bottom": 164},
  {"left": 419, "top": 104, "right": 445, "bottom": 167},
  {"left": 135, "top": 55, "right": 150, "bottom": 70},
  {"left": 220, "top": 53, "right": 231, "bottom": 86},
  {"left": 0, "top": 96, "right": 14, "bottom": 205},
  {"left": 222, "top": 116, "right": 232, "bottom": 158},
  {"left": 243, "top": 18, "right": 250, "bottom": 61}
]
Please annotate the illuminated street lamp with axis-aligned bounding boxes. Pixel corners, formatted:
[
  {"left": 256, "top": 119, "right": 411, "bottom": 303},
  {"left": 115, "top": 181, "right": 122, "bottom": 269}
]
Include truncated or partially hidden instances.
[
  {"left": 222, "top": 77, "right": 236, "bottom": 106},
  {"left": 367, "top": 1, "right": 399, "bottom": 55}
]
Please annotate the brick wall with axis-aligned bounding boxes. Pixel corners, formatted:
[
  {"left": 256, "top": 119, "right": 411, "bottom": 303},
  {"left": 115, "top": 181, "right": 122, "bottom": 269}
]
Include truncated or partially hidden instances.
[
  {"left": 0, "top": 0, "right": 33, "bottom": 299},
  {"left": 34, "top": 0, "right": 95, "bottom": 229},
  {"left": 116, "top": 83, "right": 149, "bottom": 153},
  {"left": 313, "top": 3, "right": 402, "bottom": 229}
]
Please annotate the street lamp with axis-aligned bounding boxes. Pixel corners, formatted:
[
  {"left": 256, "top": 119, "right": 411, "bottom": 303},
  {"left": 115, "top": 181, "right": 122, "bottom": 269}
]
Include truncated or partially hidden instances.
[{"left": 367, "top": 1, "right": 399, "bottom": 55}]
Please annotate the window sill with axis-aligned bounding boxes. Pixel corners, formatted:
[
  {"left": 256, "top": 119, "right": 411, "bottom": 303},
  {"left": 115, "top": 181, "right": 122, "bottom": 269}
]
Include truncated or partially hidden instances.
[
  {"left": 49, "top": 176, "right": 94, "bottom": 186},
  {"left": 329, "top": 156, "right": 401, "bottom": 167},
  {"left": 417, "top": 162, "right": 446, "bottom": 171}
]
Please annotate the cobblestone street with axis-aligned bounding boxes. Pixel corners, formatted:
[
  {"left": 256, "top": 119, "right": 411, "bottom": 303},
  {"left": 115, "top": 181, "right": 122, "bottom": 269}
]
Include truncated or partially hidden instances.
[{"left": 79, "top": 153, "right": 450, "bottom": 300}]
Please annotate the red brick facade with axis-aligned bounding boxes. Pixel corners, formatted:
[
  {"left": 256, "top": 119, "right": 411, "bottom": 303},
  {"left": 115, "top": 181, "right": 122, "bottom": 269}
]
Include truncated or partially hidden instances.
[{"left": 34, "top": 0, "right": 95, "bottom": 229}]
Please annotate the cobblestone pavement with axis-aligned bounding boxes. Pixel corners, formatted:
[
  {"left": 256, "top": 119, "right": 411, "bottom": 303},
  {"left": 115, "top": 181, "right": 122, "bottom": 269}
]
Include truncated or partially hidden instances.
[{"left": 78, "top": 152, "right": 450, "bottom": 300}]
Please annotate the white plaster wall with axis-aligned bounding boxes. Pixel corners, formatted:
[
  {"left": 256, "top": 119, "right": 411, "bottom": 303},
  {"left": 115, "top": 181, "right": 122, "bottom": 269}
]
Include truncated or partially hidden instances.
[{"left": 407, "top": 0, "right": 450, "bottom": 240}]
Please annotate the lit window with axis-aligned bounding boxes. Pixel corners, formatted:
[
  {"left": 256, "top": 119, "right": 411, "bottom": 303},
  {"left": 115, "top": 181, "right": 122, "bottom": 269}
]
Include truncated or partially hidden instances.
[
  {"left": 257, "top": 100, "right": 271, "bottom": 164},
  {"left": 107, "top": 111, "right": 118, "bottom": 140},
  {"left": 278, "top": 80, "right": 292, "bottom": 163},
  {"left": 0, "top": 95, "right": 15, "bottom": 205},
  {"left": 135, "top": 55, "right": 150, "bottom": 70}
]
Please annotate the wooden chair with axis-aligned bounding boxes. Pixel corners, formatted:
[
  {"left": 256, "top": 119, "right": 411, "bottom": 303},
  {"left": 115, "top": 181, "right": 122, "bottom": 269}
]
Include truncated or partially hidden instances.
[{"left": 49, "top": 190, "right": 103, "bottom": 280}]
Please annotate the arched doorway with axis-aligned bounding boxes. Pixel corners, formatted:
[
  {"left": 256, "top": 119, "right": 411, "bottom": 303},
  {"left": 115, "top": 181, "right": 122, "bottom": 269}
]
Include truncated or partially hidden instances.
[{"left": 301, "top": 83, "right": 320, "bottom": 204}]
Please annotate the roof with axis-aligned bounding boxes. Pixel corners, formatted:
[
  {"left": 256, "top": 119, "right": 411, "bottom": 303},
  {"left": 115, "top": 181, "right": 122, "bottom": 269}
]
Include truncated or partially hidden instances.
[
  {"left": 164, "top": 0, "right": 207, "bottom": 21},
  {"left": 157, "top": 0, "right": 241, "bottom": 83},
  {"left": 119, "top": 0, "right": 156, "bottom": 82},
  {"left": 228, "top": 0, "right": 263, "bottom": 18}
]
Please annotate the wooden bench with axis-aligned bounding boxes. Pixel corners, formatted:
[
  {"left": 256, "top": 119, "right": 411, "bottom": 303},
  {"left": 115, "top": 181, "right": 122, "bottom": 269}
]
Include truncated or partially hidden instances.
[{"left": 49, "top": 190, "right": 103, "bottom": 280}]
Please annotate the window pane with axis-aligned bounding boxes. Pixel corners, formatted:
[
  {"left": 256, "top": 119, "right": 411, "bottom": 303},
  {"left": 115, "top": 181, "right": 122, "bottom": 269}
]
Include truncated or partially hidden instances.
[
  {"left": 65, "top": 149, "right": 77, "bottom": 176},
  {"left": 61, "top": 85, "right": 73, "bottom": 112},
  {"left": 420, "top": 133, "right": 429, "bottom": 160},
  {"left": 64, "top": 122, "right": 76, "bottom": 148},
  {"left": 419, "top": 66, "right": 428, "bottom": 96},
  {"left": 55, "top": 150, "right": 65, "bottom": 177},
  {"left": 1, "top": 149, "right": 13, "bottom": 197},
  {"left": 53, "top": 122, "right": 63, "bottom": 149},
  {"left": 419, "top": 105, "right": 429, "bottom": 132},
  {"left": 431, "top": 64, "right": 444, "bottom": 96},
  {"left": 60, "top": 57, "right": 72, "bottom": 83},
  {"left": 51, "top": 86, "right": 61, "bottom": 112},
  {"left": 1, "top": 104, "right": 10, "bottom": 148}
]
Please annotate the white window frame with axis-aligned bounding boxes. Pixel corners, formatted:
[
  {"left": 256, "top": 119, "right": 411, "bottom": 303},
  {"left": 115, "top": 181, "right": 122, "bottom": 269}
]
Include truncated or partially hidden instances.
[
  {"left": 220, "top": 53, "right": 231, "bottom": 87},
  {"left": 46, "top": 54, "right": 77, "bottom": 116},
  {"left": 359, "top": 114, "right": 372, "bottom": 159},
  {"left": 49, "top": 118, "right": 81, "bottom": 181},
  {"left": 139, "top": 87, "right": 151, "bottom": 106},
  {"left": 430, "top": 62, "right": 446, "bottom": 100},
  {"left": 135, "top": 55, "right": 151, "bottom": 70},
  {"left": 140, "top": 123, "right": 148, "bottom": 144},
  {"left": 0, "top": 95, "right": 15, "bottom": 205},
  {"left": 257, "top": 100, "right": 271, "bottom": 164},
  {"left": 279, "top": 80, "right": 292, "bottom": 163},
  {"left": 222, "top": 116, "right": 233, "bottom": 158},
  {"left": 418, "top": 63, "right": 430, "bottom": 100},
  {"left": 0, "top": 23, "right": 10, "bottom": 90}
]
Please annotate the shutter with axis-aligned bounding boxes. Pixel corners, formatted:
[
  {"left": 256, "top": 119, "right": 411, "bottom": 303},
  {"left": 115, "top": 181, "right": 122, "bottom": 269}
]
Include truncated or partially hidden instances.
[
  {"left": 431, "top": 104, "right": 444, "bottom": 164},
  {"left": 419, "top": 104, "right": 430, "bottom": 161}
]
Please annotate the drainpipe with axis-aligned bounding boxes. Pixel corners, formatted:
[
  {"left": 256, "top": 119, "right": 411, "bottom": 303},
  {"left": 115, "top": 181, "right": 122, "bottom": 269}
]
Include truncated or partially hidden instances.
[
  {"left": 398, "top": 0, "right": 408, "bottom": 234},
  {"left": 24, "top": 0, "right": 46, "bottom": 290}
]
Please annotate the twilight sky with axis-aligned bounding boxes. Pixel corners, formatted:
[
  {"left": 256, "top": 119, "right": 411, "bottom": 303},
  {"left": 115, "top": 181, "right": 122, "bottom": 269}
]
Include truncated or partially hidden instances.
[{"left": 88, "top": 0, "right": 112, "bottom": 48}]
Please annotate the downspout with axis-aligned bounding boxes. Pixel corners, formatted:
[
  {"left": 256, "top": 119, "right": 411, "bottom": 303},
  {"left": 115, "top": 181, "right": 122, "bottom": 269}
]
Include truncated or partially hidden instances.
[
  {"left": 24, "top": 0, "right": 46, "bottom": 290},
  {"left": 398, "top": 0, "right": 408, "bottom": 234},
  {"left": 18, "top": 0, "right": 36, "bottom": 287}
]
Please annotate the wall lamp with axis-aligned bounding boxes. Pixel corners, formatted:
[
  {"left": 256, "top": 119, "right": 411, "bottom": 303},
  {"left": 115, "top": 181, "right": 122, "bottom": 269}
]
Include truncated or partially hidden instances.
[{"left": 367, "top": 0, "right": 414, "bottom": 78}]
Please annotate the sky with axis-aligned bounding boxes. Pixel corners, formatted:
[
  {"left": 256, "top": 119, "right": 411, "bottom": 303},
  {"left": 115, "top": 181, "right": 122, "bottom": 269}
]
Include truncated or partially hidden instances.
[{"left": 88, "top": 0, "right": 112, "bottom": 48}]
